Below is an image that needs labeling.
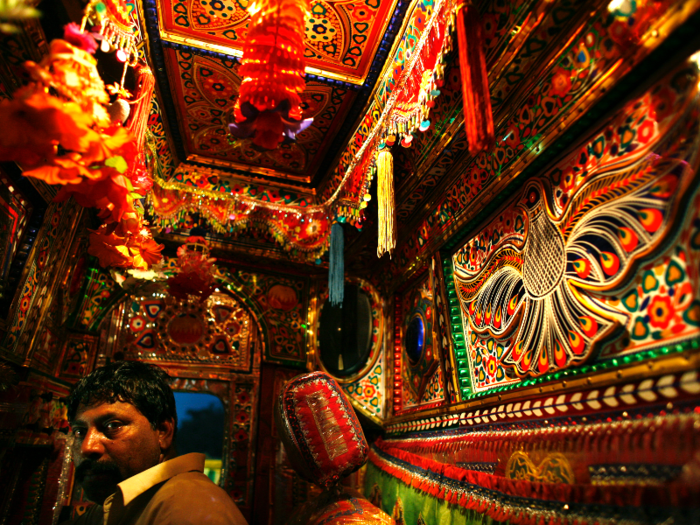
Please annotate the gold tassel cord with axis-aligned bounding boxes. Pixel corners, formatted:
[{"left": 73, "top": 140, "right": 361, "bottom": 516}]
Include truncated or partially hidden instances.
[{"left": 376, "top": 148, "right": 396, "bottom": 258}]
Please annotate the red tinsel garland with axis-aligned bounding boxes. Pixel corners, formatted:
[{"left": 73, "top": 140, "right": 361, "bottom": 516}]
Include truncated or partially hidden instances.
[
  {"left": 230, "top": 0, "right": 312, "bottom": 150},
  {"left": 369, "top": 438, "right": 698, "bottom": 523},
  {"left": 455, "top": 0, "right": 494, "bottom": 156}
]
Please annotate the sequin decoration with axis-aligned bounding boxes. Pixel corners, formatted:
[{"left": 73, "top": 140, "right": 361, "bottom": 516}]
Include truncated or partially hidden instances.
[{"left": 123, "top": 291, "right": 253, "bottom": 369}]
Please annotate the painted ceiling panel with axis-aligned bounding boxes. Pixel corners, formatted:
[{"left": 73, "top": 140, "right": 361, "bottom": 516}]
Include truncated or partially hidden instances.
[
  {"left": 157, "top": 0, "right": 400, "bottom": 84},
  {"left": 162, "top": 47, "right": 357, "bottom": 182}
]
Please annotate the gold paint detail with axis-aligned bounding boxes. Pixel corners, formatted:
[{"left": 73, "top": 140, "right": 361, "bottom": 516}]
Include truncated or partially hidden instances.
[{"left": 505, "top": 451, "right": 575, "bottom": 484}]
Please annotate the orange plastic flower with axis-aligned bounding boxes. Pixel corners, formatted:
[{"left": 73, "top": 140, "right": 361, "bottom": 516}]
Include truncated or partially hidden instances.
[
  {"left": 56, "top": 174, "right": 136, "bottom": 223},
  {"left": 88, "top": 229, "right": 133, "bottom": 268},
  {"left": 25, "top": 39, "right": 110, "bottom": 126},
  {"left": 81, "top": 125, "right": 133, "bottom": 167},
  {"left": 138, "top": 237, "right": 165, "bottom": 267},
  {"left": 0, "top": 90, "right": 96, "bottom": 169},
  {"left": 88, "top": 220, "right": 163, "bottom": 270}
]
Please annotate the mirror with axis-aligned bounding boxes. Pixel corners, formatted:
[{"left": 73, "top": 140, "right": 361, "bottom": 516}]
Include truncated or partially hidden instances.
[
  {"left": 318, "top": 284, "right": 372, "bottom": 377},
  {"left": 405, "top": 314, "right": 425, "bottom": 365}
]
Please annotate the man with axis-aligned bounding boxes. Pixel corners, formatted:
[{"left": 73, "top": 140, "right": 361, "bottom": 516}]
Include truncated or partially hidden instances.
[{"left": 62, "top": 360, "right": 248, "bottom": 525}]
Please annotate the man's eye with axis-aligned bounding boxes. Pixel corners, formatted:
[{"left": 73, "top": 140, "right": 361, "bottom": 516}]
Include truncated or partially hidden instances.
[
  {"left": 104, "top": 421, "right": 123, "bottom": 433},
  {"left": 72, "top": 428, "right": 85, "bottom": 439}
]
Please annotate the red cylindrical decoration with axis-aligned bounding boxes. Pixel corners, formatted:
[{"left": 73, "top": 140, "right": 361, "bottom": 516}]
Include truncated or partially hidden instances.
[
  {"left": 230, "top": 0, "right": 313, "bottom": 150},
  {"left": 455, "top": 0, "right": 495, "bottom": 156}
]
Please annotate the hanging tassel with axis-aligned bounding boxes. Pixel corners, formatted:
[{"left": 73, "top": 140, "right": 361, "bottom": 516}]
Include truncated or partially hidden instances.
[
  {"left": 377, "top": 148, "right": 396, "bottom": 258},
  {"left": 125, "top": 64, "right": 156, "bottom": 190},
  {"left": 127, "top": 64, "right": 156, "bottom": 145},
  {"left": 329, "top": 222, "right": 344, "bottom": 307},
  {"left": 455, "top": 0, "right": 495, "bottom": 156}
]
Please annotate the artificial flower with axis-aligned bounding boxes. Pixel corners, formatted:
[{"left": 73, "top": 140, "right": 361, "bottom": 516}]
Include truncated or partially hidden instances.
[
  {"left": 57, "top": 174, "right": 135, "bottom": 223},
  {"left": 167, "top": 237, "right": 218, "bottom": 301},
  {"left": 88, "top": 220, "right": 163, "bottom": 270},
  {"left": 24, "top": 39, "right": 110, "bottom": 125},
  {"left": 138, "top": 237, "right": 165, "bottom": 267},
  {"left": 63, "top": 23, "right": 98, "bottom": 54},
  {"left": 167, "top": 272, "right": 217, "bottom": 302},
  {"left": 110, "top": 211, "right": 143, "bottom": 236},
  {"left": 0, "top": 90, "right": 96, "bottom": 168},
  {"left": 79, "top": 125, "right": 134, "bottom": 168},
  {"left": 88, "top": 229, "right": 133, "bottom": 268}
]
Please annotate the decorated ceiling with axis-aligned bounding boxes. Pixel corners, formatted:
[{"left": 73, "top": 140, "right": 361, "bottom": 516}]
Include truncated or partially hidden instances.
[
  {"left": 157, "top": 0, "right": 398, "bottom": 85},
  {"left": 146, "top": 0, "right": 696, "bottom": 269},
  {"left": 160, "top": 47, "right": 357, "bottom": 182},
  {"left": 3, "top": 0, "right": 698, "bottom": 278},
  {"left": 145, "top": 0, "right": 466, "bottom": 262},
  {"left": 144, "top": 0, "right": 404, "bottom": 187}
]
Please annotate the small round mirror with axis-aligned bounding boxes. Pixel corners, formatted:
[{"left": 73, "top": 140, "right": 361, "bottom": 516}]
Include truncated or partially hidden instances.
[{"left": 405, "top": 314, "right": 425, "bottom": 365}]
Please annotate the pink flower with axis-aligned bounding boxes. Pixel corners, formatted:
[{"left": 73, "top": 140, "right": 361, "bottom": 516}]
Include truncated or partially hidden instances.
[{"left": 63, "top": 23, "right": 98, "bottom": 54}]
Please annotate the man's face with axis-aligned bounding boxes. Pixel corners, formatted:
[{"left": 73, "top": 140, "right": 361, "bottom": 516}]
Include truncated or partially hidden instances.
[{"left": 70, "top": 401, "right": 166, "bottom": 504}]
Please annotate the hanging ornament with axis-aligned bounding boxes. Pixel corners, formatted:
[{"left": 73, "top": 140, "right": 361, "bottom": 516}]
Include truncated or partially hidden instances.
[
  {"left": 376, "top": 148, "right": 396, "bottom": 258},
  {"left": 126, "top": 64, "right": 155, "bottom": 142},
  {"left": 81, "top": 0, "right": 138, "bottom": 65},
  {"left": 167, "top": 237, "right": 219, "bottom": 302},
  {"left": 108, "top": 97, "right": 130, "bottom": 124},
  {"left": 329, "top": 222, "right": 344, "bottom": 307},
  {"left": 228, "top": 0, "right": 313, "bottom": 150},
  {"left": 125, "top": 63, "right": 155, "bottom": 180},
  {"left": 455, "top": 0, "right": 495, "bottom": 156}
]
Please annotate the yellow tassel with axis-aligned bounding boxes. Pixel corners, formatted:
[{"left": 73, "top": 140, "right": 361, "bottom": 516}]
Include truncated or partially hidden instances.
[{"left": 376, "top": 149, "right": 396, "bottom": 258}]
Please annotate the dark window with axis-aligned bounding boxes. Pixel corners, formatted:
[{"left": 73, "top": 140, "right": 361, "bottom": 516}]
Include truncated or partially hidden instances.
[{"left": 174, "top": 392, "right": 225, "bottom": 484}]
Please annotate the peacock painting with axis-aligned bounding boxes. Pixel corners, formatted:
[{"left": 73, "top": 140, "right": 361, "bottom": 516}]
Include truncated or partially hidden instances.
[{"left": 452, "top": 64, "right": 700, "bottom": 380}]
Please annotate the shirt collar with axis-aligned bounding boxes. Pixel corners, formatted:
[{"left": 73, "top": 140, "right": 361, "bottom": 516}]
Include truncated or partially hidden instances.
[{"left": 116, "top": 452, "right": 205, "bottom": 506}]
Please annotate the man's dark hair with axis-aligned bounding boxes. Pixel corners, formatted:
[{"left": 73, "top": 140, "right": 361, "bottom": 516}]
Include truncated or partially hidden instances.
[{"left": 67, "top": 361, "right": 177, "bottom": 434}]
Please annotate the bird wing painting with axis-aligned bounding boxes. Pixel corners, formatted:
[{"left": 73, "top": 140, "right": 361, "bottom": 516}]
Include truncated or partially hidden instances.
[{"left": 452, "top": 64, "right": 700, "bottom": 384}]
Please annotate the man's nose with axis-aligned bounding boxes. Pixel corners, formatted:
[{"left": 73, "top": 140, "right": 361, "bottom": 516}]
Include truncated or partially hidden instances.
[{"left": 80, "top": 428, "right": 105, "bottom": 458}]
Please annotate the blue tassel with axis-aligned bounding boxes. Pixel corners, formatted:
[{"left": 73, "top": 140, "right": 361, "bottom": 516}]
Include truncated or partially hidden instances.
[{"left": 329, "top": 222, "right": 344, "bottom": 307}]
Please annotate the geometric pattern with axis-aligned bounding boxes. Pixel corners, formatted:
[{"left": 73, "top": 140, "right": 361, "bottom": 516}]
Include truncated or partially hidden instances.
[
  {"left": 123, "top": 291, "right": 253, "bottom": 370},
  {"left": 157, "top": 0, "right": 400, "bottom": 85},
  {"left": 162, "top": 48, "right": 356, "bottom": 181},
  {"left": 385, "top": 367, "right": 700, "bottom": 434},
  {"left": 393, "top": 268, "right": 446, "bottom": 416}
]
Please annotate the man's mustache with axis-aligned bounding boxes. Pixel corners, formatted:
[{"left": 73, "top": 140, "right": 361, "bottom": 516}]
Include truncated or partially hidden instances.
[{"left": 75, "top": 459, "right": 121, "bottom": 483}]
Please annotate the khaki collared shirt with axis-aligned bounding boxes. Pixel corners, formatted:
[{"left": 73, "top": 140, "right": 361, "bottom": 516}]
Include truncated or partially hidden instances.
[{"left": 64, "top": 453, "right": 248, "bottom": 525}]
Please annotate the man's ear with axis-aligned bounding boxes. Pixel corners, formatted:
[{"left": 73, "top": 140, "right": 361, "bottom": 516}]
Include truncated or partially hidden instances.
[{"left": 156, "top": 418, "right": 175, "bottom": 451}]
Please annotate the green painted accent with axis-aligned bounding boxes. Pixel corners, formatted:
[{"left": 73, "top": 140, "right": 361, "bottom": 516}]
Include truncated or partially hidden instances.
[{"left": 442, "top": 258, "right": 472, "bottom": 400}]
